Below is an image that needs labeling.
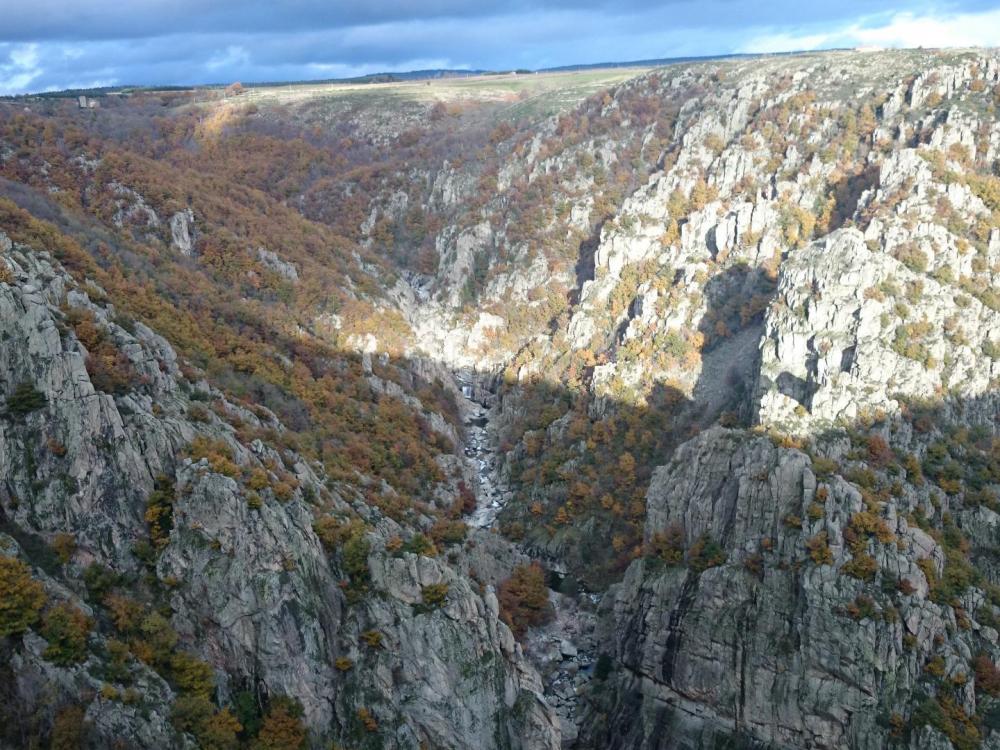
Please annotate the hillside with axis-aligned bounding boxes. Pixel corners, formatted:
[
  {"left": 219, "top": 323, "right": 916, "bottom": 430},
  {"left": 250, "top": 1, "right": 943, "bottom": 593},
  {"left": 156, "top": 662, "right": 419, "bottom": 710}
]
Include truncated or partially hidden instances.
[{"left": 0, "top": 48, "right": 999, "bottom": 749}]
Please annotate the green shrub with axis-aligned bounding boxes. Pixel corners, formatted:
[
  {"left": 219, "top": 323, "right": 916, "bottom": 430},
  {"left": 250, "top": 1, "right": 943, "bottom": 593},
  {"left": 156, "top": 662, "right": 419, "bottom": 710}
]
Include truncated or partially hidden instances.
[
  {"left": 402, "top": 532, "right": 436, "bottom": 557},
  {"left": 931, "top": 547, "right": 980, "bottom": 604},
  {"left": 811, "top": 456, "right": 839, "bottom": 477},
  {"left": 82, "top": 563, "right": 121, "bottom": 599},
  {"left": 688, "top": 534, "right": 726, "bottom": 572},
  {"left": 170, "top": 651, "right": 215, "bottom": 698},
  {"left": 341, "top": 533, "right": 371, "bottom": 584},
  {"left": 312, "top": 516, "right": 365, "bottom": 551},
  {"left": 892, "top": 320, "right": 935, "bottom": 367},
  {"left": 895, "top": 243, "right": 928, "bottom": 273},
  {"left": 903, "top": 453, "right": 925, "bottom": 485},
  {"left": 41, "top": 602, "right": 93, "bottom": 665},
  {"left": 594, "top": 652, "right": 613, "bottom": 681},
  {"left": 846, "top": 467, "right": 878, "bottom": 489},
  {"left": 842, "top": 553, "right": 878, "bottom": 581},
  {"left": 232, "top": 690, "right": 263, "bottom": 738},
  {"left": 5, "top": 382, "right": 46, "bottom": 416},
  {"left": 420, "top": 583, "right": 449, "bottom": 609},
  {"left": 845, "top": 594, "right": 876, "bottom": 620}
]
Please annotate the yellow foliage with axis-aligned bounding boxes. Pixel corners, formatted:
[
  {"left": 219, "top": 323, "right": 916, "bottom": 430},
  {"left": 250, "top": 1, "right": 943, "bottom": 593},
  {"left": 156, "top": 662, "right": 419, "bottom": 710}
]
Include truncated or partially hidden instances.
[{"left": 0, "top": 555, "right": 45, "bottom": 637}]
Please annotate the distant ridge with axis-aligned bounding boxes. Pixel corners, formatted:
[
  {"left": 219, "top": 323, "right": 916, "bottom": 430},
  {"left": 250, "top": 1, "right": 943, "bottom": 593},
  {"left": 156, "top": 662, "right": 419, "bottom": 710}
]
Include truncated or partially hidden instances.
[
  {"left": 538, "top": 54, "right": 750, "bottom": 72},
  {"left": 5, "top": 48, "right": 840, "bottom": 99}
]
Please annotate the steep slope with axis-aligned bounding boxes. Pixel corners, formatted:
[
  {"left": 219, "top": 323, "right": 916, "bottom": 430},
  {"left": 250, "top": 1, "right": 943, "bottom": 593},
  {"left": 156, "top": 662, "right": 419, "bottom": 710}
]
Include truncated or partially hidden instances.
[
  {"left": 579, "top": 266, "right": 999, "bottom": 747},
  {"left": 0, "top": 233, "right": 557, "bottom": 748},
  {"left": 448, "top": 48, "right": 1000, "bottom": 591}
]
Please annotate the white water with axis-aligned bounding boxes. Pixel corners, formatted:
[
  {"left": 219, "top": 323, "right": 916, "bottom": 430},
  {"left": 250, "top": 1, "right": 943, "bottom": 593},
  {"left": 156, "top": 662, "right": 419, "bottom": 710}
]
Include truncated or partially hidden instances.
[{"left": 456, "top": 378, "right": 507, "bottom": 529}]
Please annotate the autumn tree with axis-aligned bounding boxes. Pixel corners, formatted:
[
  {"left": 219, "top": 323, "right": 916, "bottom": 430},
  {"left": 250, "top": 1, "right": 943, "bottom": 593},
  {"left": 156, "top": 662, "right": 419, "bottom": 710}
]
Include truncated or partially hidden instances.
[
  {"left": 145, "top": 475, "right": 176, "bottom": 551},
  {"left": 0, "top": 555, "right": 45, "bottom": 637},
  {"left": 429, "top": 101, "right": 448, "bottom": 121},
  {"left": 253, "top": 698, "right": 306, "bottom": 750},
  {"left": 198, "top": 708, "right": 243, "bottom": 750},
  {"left": 866, "top": 434, "right": 895, "bottom": 467},
  {"left": 975, "top": 654, "right": 1000, "bottom": 697},
  {"left": 50, "top": 705, "right": 89, "bottom": 750},
  {"left": 646, "top": 523, "right": 685, "bottom": 564},
  {"left": 498, "top": 562, "right": 554, "bottom": 638},
  {"left": 66, "top": 307, "right": 137, "bottom": 394},
  {"left": 171, "top": 695, "right": 242, "bottom": 750},
  {"left": 489, "top": 121, "right": 515, "bottom": 145}
]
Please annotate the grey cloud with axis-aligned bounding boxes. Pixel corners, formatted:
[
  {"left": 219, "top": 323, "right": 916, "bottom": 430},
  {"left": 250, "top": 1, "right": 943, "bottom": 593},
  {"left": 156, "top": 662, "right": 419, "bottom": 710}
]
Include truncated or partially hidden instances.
[
  {"left": 0, "top": 0, "right": 939, "bottom": 41},
  {"left": 0, "top": 1, "right": 994, "bottom": 94}
]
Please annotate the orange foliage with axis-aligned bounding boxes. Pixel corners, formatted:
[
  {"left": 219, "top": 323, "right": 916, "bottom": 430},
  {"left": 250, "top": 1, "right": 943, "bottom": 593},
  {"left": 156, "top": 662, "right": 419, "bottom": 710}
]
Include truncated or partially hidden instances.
[{"left": 497, "top": 562, "right": 554, "bottom": 638}]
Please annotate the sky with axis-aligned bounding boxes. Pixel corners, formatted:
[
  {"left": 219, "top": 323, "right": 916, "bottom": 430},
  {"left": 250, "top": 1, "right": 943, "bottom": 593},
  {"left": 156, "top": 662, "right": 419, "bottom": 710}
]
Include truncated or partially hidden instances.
[{"left": 1, "top": 1, "right": 999, "bottom": 94}]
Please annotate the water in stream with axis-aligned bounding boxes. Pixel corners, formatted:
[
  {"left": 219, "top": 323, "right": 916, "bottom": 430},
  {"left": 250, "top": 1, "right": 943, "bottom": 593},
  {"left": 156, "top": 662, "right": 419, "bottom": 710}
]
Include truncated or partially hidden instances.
[
  {"left": 456, "top": 372, "right": 599, "bottom": 745},
  {"left": 458, "top": 378, "right": 506, "bottom": 529}
]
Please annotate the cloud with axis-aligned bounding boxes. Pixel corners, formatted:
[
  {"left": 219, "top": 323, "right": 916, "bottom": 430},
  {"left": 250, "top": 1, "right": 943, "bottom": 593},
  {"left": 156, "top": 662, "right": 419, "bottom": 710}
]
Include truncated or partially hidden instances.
[
  {"left": 206, "top": 45, "right": 250, "bottom": 71},
  {"left": 0, "top": 43, "right": 42, "bottom": 93},
  {"left": 4, "top": 0, "right": 939, "bottom": 42},
  {"left": 738, "top": 7, "right": 1000, "bottom": 54},
  {"left": 0, "top": 1, "right": 998, "bottom": 95},
  {"left": 851, "top": 8, "right": 1000, "bottom": 48}
]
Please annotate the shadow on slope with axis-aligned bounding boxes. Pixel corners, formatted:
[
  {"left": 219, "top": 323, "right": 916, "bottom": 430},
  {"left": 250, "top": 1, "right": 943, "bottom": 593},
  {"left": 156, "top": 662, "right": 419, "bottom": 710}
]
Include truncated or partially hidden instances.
[
  {"left": 578, "top": 386, "right": 1000, "bottom": 750},
  {"left": 482, "top": 264, "right": 776, "bottom": 591}
]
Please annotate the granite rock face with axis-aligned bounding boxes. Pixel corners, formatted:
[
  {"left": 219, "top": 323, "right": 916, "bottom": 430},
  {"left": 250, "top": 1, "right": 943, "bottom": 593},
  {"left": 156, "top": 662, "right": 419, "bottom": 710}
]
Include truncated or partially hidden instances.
[
  {"left": 0, "top": 236, "right": 557, "bottom": 749},
  {"left": 755, "top": 226, "right": 998, "bottom": 433},
  {"left": 0, "top": 242, "right": 192, "bottom": 569},
  {"left": 169, "top": 209, "right": 196, "bottom": 256},
  {"left": 581, "top": 422, "right": 998, "bottom": 749}
]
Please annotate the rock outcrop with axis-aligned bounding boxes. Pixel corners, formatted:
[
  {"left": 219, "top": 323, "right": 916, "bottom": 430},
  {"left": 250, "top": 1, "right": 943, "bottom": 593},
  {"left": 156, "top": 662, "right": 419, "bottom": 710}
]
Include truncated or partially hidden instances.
[
  {"left": 169, "top": 209, "right": 196, "bottom": 256},
  {"left": 755, "top": 228, "right": 1000, "bottom": 431},
  {"left": 581, "top": 419, "right": 999, "bottom": 749}
]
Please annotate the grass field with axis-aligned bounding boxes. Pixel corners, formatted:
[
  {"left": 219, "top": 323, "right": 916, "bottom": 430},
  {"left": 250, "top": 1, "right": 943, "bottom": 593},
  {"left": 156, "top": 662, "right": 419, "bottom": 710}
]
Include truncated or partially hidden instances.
[{"left": 228, "top": 67, "right": 653, "bottom": 122}]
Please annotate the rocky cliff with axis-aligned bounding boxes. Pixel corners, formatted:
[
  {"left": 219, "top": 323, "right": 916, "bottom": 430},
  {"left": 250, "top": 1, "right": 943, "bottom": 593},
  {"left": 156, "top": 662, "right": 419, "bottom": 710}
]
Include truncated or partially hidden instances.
[{"left": 0, "top": 235, "right": 556, "bottom": 749}]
